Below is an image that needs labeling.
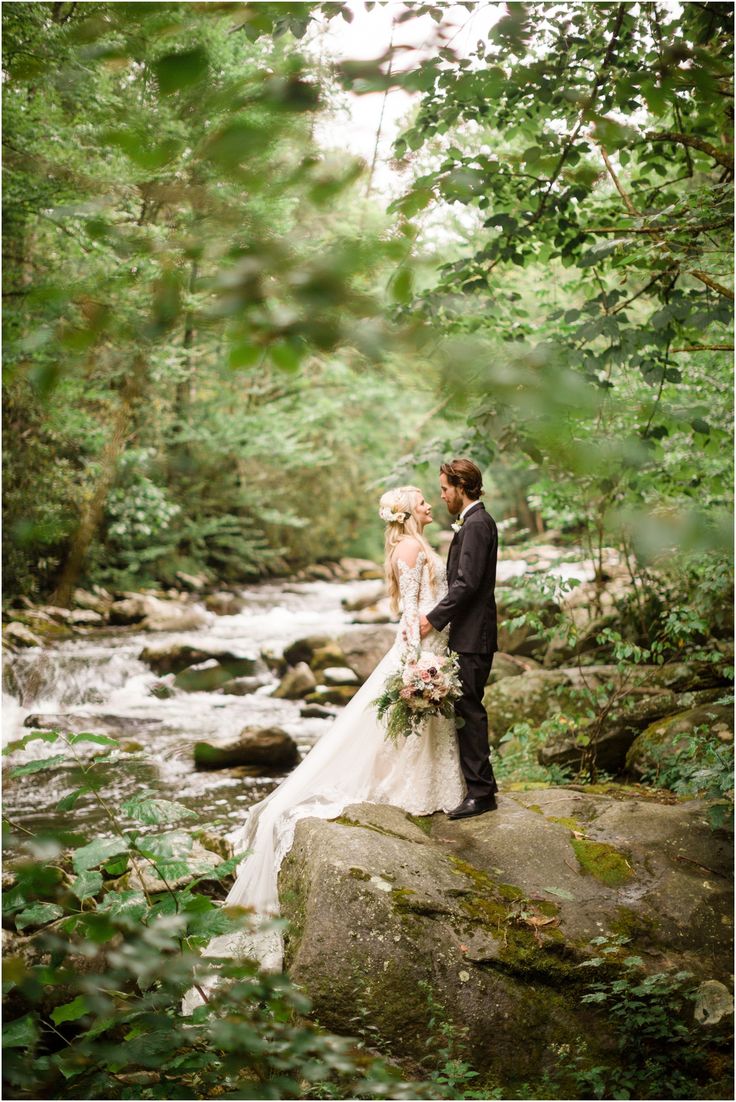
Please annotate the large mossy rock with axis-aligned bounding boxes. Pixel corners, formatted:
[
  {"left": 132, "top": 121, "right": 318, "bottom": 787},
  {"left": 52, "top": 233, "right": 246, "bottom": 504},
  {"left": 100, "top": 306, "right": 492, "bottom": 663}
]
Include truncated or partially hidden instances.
[
  {"left": 484, "top": 663, "right": 732, "bottom": 748},
  {"left": 626, "top": 702, "right": 734, "bottom": 780},
  {"left": 279, "top": 792, "right": 732, "bottom": 1082},
  {"left": 337, "top": 625, "right": 395, "bottom": 682},
  {"left": 538, "top": 687, "right": 726, "bottom": 774}
]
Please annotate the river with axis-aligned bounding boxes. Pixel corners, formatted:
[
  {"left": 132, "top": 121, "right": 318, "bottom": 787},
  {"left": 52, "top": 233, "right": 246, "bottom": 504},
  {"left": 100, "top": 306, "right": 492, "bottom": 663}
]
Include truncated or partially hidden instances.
[{"left": 2, "top": 553, "right": 593, "bottom": 840}]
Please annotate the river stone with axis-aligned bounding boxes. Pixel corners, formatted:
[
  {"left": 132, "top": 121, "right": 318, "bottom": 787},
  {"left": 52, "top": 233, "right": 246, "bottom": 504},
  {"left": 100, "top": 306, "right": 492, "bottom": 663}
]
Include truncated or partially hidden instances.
[
  {"left": 626, "top": 702, "right": 735, "bottom": 780},
  {"left": 272, "top": 662, "right": 317, "bottom": 699},
  {"left": 339, "top": 557, "right": 382, "bottom": 580},
  {"left": 304, "top": 685, "right": 359, "bottom": 706},
  {"left": 67, "top": 608, "right": 104, "bottom": 625},
  {"left": 220, "top": 675, "right": 271, "bottom": 696},
  {"left": 351, "top": 603, "right": 393, "bottom": 625},
  {"left": 141, "top": 597, "right": 210, "bottom": 633},
  {"left": 73, "top": 587, "right": 111, "bottom": 614},
  {"left": 321, "top": 667, "right": 359, "bottom": 687},
  {"left": 304, "top": 564, "right": 335, "bottom": 581},
  {"left": 342, "top": 584, "right": 386, "bottom": 612},
  {"left": 205, "top": 591, "right": 247, "bottom": 615},
  {"left": 23, "top": 713, "right": 162, "bottom": 736},
  {"left": 140, "top": 643, "right": 258, "bottom": 677},
  {"left": 300, "top": 703, "right": 339, "bottom": 719},
  {"left": 174, "top": 661, "right": 242, "bottom": 693},
  {"left": 337, "top": 625, "right": 396, "bottom": 682},
  {"left": 109, "top": 595, "right": 150, "bottom": 624},
  {"left": 3, "top": 623, "right": 45, "bottom": 648},
  {"left": 539, "top": 688, "right": 727, "bottom": 773},
  {"left": 309, "top": 642, "right": 348, "bottom": 673},
  {"left": 279, "top": 791, "right": 732, "bottom": 1079},
  {"left": 194, "top": 727, "right": 298, "bottom": 771},
  {"left": 283, "top": 635, "right": 331, "bottom": 668},
  {"left": 694, "top": 980, "right": 734, "bottom": 1026}
]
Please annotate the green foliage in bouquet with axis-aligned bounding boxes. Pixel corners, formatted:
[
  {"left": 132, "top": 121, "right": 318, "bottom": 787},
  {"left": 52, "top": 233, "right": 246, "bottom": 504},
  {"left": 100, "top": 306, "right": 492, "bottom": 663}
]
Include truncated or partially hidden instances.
[{"left": 374, "top": 651, "right": 462, "bottom": 743}]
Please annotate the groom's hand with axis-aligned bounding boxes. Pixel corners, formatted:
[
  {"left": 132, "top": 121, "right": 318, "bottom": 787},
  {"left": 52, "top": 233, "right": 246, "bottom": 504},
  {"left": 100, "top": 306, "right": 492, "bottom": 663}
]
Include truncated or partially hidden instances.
[{"left": 419, "top": 615, "right": 432, "bottom": 638}]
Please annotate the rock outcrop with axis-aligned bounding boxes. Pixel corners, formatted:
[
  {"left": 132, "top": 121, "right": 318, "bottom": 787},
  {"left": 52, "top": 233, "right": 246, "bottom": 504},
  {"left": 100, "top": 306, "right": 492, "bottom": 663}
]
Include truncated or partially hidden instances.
[
  {"left": 279, "top": 792, "right": 733, "bottom": 1081},
  {"left": 194, "top": 727, "right": 298, "bottom": 771}
]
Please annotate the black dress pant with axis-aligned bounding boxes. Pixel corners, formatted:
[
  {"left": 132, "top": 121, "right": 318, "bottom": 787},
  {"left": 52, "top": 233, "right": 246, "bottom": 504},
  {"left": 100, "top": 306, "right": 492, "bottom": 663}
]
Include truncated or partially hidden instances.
[{"left": 455, "top": 652, "right": 498, "bottom": 799}]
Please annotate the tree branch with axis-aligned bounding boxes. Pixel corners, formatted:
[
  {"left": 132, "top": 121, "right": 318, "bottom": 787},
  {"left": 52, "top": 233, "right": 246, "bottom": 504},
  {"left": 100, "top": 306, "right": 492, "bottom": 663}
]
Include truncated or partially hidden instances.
[
  {"left": 645, "top": 131, "right": 734, "bottom": 172},
  {"left": 670, "top": 344, "right": 734, "bottom": 353},
  {"left": 689, "top": 269, "right": 734, "bottom": 300}
]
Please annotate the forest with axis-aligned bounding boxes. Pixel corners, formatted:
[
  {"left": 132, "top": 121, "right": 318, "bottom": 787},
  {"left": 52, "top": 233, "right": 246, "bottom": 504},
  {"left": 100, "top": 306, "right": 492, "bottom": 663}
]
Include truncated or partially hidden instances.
[{"left": 2, "top": 2, "right": 733, "bottom": 1100}]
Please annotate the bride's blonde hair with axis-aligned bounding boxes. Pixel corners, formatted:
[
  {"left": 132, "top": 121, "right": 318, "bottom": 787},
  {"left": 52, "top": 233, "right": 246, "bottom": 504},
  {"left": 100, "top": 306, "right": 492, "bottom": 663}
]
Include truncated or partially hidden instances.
[{"left": 379, "top": 486, "right": 435, "bottom": 615}]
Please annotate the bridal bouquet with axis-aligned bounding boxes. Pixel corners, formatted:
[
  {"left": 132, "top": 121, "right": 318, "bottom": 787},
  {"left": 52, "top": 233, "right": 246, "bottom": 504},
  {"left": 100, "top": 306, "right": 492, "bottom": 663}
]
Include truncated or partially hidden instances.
[{"left": 374, "top": 651, "right": 462, "bottom": 743}]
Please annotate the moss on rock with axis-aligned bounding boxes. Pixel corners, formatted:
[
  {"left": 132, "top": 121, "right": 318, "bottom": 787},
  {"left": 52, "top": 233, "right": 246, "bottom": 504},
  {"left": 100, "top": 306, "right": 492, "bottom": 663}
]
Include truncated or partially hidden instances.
[{"left": 571, "top": 837, "right": 634, "bottom": 887}]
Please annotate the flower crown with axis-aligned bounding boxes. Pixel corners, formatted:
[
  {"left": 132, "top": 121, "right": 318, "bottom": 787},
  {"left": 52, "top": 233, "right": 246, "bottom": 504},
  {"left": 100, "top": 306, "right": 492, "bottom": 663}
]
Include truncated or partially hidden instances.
[{"left": 379, "top": 505, "right": 408, "bottom": 524}]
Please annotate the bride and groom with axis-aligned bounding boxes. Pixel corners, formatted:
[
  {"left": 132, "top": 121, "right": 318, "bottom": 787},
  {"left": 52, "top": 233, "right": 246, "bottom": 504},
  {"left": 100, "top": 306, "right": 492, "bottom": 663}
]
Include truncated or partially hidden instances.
[{"left": 193, "top": 457, "right": 498, "bottom": 978}]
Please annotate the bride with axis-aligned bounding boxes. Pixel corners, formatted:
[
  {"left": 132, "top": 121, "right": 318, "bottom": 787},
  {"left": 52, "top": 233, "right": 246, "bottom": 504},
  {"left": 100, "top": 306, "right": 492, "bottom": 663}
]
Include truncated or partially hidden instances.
[{"left": 186, "top": 486, "right": 465, "bottom": 991}]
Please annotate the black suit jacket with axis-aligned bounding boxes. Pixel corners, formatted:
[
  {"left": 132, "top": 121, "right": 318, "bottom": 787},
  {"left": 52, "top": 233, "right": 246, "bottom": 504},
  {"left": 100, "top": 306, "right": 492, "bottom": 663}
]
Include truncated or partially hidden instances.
[{"left": 426, "top": 502, "right": 498, "bottom": 654}]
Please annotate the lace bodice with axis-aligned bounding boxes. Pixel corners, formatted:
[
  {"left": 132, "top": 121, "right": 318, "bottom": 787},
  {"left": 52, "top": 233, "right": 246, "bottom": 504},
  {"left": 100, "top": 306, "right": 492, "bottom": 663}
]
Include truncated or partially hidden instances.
[{"left": 396, "top": 549, "right": 448, "bottom": 658}]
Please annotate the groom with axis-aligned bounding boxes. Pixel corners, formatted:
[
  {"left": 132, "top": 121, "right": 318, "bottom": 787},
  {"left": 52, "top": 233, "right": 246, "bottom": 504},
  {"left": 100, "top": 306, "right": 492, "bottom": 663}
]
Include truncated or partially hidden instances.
[{"left": 420, "top": 458, "right": 499, "bottom": 819}]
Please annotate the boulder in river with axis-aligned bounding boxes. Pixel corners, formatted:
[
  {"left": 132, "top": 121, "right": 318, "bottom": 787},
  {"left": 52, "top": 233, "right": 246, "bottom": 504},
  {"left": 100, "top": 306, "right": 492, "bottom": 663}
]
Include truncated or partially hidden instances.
[
  {"left": 220, "top": 675, "right": 271, "bottom": 696},
  {"left": 204, "top": 591, "right": 247, "bottom": 616},
  {"left": 300, "top": 703, "right": 339, "bottom": 720},
  {"left": 279, "top": 791, "right": 732, "bottom": 1082},
  {"left": 3, "top": 623, "right": 45, "bottom": 649},
  {"left": 321, "top": 667, "right": 359, "bottom": 687},
  {"left": 72, "top": 587, "right": 112, "bottom": 614},
  {"left": 141, "top": 597, "right": 210, "bottom": 633},
  {"left": 194, "top": 727, "right": 298, "bottom": 771},
  {"left": 140, "top": 643, "right": 257, "bottom": 677},
  {"left": 67, "top": 609, "right": 104, "bottom": 626},
  {"left": 272, "top": 662, "right": 317, "bottom": 700},
  {"left": 341, "top": 584, "right": 386, "bottom": 612},
  {"left": 337, "top": 625, "right": 396, "bottom": 683},
  {"left": 23, "top": 713, "right": 161, "bottom": 736},
  {"left": 309, "top": 642, "right": 348, "bottom": 673},
  {"left": 174, "top": 660, "right": 245, "bottom": 693},
  {"left": 305, "top": 685, "right": 359, "bottom": 707},
  {"left": 283, "top": 634, "right": 331, "bottom": 668}
]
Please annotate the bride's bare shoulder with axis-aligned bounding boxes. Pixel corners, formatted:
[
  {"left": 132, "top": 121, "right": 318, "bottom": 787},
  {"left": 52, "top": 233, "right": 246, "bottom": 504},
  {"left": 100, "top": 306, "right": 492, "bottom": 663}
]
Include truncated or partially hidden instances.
[{"left": 392, "top": 538, "right": 424, "bottom": 568}]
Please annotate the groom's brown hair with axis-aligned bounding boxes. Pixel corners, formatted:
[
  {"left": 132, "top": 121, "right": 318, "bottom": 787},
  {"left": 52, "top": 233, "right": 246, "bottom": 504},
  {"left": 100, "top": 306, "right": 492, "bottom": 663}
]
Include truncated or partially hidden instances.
[{"left": 440, "top": 458, "right": 483, "bottom": 500}]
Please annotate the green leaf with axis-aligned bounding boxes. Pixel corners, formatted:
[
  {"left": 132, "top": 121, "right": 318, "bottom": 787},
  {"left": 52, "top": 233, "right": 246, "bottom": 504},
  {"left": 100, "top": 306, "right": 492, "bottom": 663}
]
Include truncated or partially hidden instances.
[
  {"left": 72, "top": 837, "right": 129, "bottom": 873},
  {"left": 51, "top": 995, "right": 90, "bottom": 1026},
  {"left": 3, "top": 730, "right": 62, "bottom": 755},
  {"left": 10, "top": 754, "right": 66, "bottom": 777},
  {"left": 542, "top": 886, "right": 575, "bottom": 901},
  {"left": 70, "top": 870, "right": 103, "bottom": 901},
  {"left": 15, "top": 902, "right": 63, "bottom": 931},
  {"left": 2, "top": 1013, "right": 39, "bottom": 1049},
  {"left": 67, "top": 733, "right": 119, "bottom": 747},
  {"left": 121, "top": 795, "right": 197, "bottom": 825},
  {"left": 152, "top": 47, "right": 209, "bottom": 96},
  {"left": 56, "top": 787, "right": 92, "bottom": 812}
]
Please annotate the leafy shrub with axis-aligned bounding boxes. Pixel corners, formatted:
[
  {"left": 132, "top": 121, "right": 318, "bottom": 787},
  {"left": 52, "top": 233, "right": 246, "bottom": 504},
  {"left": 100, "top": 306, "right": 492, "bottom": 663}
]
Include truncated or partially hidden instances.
[{"left": 1, "top": 730, "right": 429, "bottom": 1100}]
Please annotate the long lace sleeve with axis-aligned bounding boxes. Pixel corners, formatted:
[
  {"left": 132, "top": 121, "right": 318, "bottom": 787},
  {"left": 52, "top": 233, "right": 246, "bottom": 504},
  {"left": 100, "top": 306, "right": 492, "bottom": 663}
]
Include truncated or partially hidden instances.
[{"left": 397, "top": 552, "right": 426, "bottom": 661}]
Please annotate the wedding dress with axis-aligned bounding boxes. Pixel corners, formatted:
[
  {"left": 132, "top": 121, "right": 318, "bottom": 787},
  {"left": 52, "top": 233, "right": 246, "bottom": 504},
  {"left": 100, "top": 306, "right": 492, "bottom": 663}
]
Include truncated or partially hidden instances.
[{"left": 185, "top": 549, "right": 465, "bottom": 996}]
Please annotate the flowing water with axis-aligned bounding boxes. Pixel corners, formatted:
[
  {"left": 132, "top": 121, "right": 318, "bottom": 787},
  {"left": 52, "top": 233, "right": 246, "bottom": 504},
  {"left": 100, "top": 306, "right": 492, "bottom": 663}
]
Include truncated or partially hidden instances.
[
  {"left": 3, "top": 554, "right": 595, "bottom": 840},
  {"left": 2, "top": 577, "right": 385, "bottom": 839}
]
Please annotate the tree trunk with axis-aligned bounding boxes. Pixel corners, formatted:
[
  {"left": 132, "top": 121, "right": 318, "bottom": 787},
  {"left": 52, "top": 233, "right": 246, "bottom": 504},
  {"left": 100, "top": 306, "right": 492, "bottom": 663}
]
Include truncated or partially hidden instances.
[{"left": 51, "top": 358, "right": 147, "bottom": 606}]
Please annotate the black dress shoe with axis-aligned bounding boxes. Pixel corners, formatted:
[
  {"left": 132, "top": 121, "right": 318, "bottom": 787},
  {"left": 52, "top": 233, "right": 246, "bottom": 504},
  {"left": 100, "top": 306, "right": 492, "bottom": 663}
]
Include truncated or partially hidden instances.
[{"left": 447, "top": 795, "right": 498, "bottom": 820}]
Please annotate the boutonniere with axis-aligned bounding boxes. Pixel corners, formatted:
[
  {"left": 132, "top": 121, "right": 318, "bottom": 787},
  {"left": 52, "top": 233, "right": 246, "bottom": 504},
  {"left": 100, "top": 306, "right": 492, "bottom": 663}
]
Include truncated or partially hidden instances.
[{"left": 451, "top": 518, "right": 464, "bottom": 533}]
